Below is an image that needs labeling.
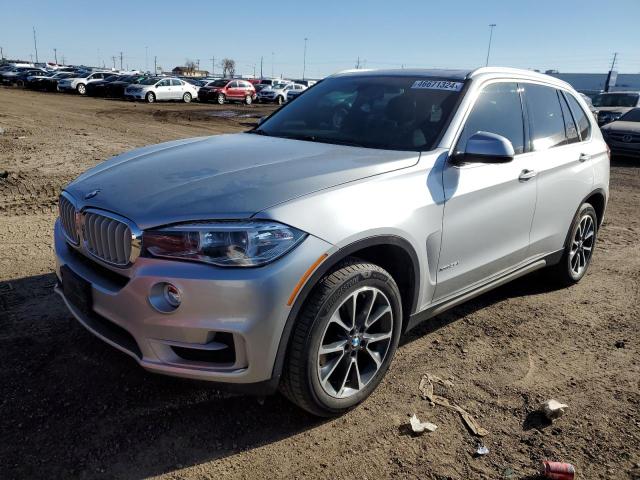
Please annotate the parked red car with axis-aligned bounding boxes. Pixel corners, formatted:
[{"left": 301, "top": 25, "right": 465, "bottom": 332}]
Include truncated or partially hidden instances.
[{"left": 198, "top": 79, "right": 256, "bottom": 105}]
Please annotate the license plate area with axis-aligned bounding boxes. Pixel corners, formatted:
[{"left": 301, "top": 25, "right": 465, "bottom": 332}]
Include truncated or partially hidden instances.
[{"left": 61, "top": 265, "right": 93, "bottom": 316}]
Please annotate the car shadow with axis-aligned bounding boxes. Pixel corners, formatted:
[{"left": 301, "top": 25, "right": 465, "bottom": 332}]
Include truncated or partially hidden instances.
[
  {"left": 611, "top": 154, "right": 639, "bottom": 167},
  {"left": 0, "top": 273, "right": 325, "bottom": 479}
]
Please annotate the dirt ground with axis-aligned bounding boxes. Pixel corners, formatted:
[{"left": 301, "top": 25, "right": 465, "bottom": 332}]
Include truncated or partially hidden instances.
[{"left": 0, "top": 87, "right": 638, "bottom": 480}]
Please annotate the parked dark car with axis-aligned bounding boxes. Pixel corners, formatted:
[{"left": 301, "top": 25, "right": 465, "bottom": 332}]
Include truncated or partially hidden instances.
[
  {"left": 1, "top": 67, "right": 44, "bottom": 85},
  {"left": 103, "top": 75, "right": 147, "bottom": 98},
  {"left": 198, "top": 79, "right": 256, "bottom": 104},
  {"left": 13, "top": 69, "right": 50, "bottom": 87},
  {"left": 592, "top": 91, "right": 640, "bottom": 126},
  {"left": 600, "top": 107, "right": 640, "bottom": 158},
  {"left": 28, "top": 72, "right": 82, "bottom": 92},
  {"left": 85, "top": 74, "right": 123, "bottom": 96}
]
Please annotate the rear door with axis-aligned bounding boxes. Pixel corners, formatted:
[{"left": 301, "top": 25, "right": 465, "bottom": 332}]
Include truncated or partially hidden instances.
[
  {"left": 171, "top": 79, "right": 184, "bottom": 99},
  {"left": 525, "top": 84, "right": 595, "bottom": 258},
  {"left": 435, "top": 81, "right": 537, "bottom": 300}
]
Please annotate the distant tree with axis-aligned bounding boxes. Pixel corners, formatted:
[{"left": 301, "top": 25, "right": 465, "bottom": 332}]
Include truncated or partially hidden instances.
[
  {"left": 185, "top": 59, "right": 197, "bottom": 73},
  {"left": 222, "top": 58, "right": 236, "bottom": 78}
]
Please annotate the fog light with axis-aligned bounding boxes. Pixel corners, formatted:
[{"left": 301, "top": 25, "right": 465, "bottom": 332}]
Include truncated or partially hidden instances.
[
  {"left": 164, "top": 283, "right": 181, "bottom": 307},
  {"left": 148, "top": 282, "right": 182, "bottom": 313}
]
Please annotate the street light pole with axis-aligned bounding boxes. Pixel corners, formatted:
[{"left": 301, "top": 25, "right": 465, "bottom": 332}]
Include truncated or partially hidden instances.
[
  {"left": 53, "top": 48, "right": 57, "bottom": 64},
  {"left": 32, "top": 27, "right": 39, "bottom": 63},
  {"left": 145, "top": 46, "right": 148, "bottom": 72},
  {"left": 271, "top": 52, "right": 274, "bottom": 78},
  {"left": 303, "top": 37, "right": 308, "bottom": 80},
  {"left": 485, "top": 24, "right": 496, "bottom": 66}
]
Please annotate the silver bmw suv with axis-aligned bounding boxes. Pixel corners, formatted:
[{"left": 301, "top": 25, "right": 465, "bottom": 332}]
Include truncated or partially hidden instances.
[{"left": 54, "top": 67, "right": 609, "bottom": 416}]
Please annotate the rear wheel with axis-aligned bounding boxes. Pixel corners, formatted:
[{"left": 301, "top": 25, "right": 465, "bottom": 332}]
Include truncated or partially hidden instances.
[
  {"left": 547, "top": 203, "right": 598, "bottom": 286},
  {"left": 276, "top": 95, "right": 284, "bottom": 105},
  {"left": 145, "top": 92, "right": 156, "bottom": 103},
  {"left": 280, "top": 258, "right": 402, "bottom": 416},
  {"left": 217, "top": 93, "right": 226, "bottom": 105},
  {"left": 76, "top": 83, "right": 86, "bottom": 95},
  {"left": 244, "top": 95, "right": 252, "bottom": 105},
  {"left": 183, "top": 92, "right": 192, "bottom": 103}
]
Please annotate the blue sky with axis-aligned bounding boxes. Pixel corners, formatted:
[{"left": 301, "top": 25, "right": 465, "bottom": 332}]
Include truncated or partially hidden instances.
[{"left": 2, "top": 0, "right": 639, "bottom": 78}]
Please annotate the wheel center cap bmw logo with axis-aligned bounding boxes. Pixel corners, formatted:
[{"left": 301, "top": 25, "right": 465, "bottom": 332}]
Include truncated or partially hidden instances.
[
  {"left": 84, "top": 189, "right": 100, "bottom": 200},
  {"left": 351, "top": 337, "right": 361, "bottom": 348}
]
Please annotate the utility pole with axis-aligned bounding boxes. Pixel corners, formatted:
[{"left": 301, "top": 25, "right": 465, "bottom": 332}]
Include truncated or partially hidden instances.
[
  {"left": 154, "top": 55, "right": 157, "bottom": 74},
  {"left": 604, "top": 52, "right": 618, "bottom": 93},
  {"left": 61, "top": 55, "right": 65, "bottom": 65},
  {"left": 145, "top": 46, "right": 148, "bottom": 72},
  {"left": 210, "top": 56, "right": 215, "bottom": 76},
  {"left": 0, "top": 46, "right": 3, "bottom": 60},
  {"left": 119, "top": 51, "right": 123, "bottom": 70},
  {"left": 356, "top": 56, "right": 360, "bottom": 69},
  {"left": 303, "top": 37, "right": 308, "bottom": 80},
  {"left": 32, "top": 27, "right": 39, "bottom": 63},
  {"left": 53, "top": 48, "right": 57, "bottom": 64},
  {"left": 260, "top": 56, "right": 263, "bottom": 78},
  {"left": 485, "top": 24, "right": 496, "bottom": 66},
  {"left": 112, "top": 56, "right": 116, "bottom": 69},
  {"left": 271, "top": 52, "right": 274, "bottom": 78}
]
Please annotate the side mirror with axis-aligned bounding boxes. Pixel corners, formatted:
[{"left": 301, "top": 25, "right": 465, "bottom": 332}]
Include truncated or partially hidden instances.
[{"left": 454, "top": 131, "right": 515, "bottom": 164}]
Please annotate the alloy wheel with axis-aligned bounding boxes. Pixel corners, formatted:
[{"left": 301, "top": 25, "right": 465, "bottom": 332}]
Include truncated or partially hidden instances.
[
  {"left": 316, "top": 287, "right": 394, "bottom": 399},
  {"left": 569, "top": 214, "right": 595, "bottom": 277}
]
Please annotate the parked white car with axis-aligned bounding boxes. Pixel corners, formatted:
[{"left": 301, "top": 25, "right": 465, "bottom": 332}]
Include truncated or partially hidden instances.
[
  {"left": 124, "top": 77, "right": 199, "bottom": 103},
  {"left": 57, "top": 71, "right": 112, "bottom": 95},
  {"left": 258, "top": 82, "right": 305, "bottom": 105},
  {"left": 286, "top": 83, "right": 308, "bottom": 101}
]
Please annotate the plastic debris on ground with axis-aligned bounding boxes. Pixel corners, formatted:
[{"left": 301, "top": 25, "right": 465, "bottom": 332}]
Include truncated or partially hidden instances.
[
  {"left": 541, "top": 399, "right": 569, "bottom": 421},
  {"left": 540, "top": 460, "right": 576, "bottom": 479},
  {"left": 419, "top": 373, "right": 489, "bottom": 437},
  {"left": 475, "top": 444, "right": 490, "bottom": 456},
  {"left": 409, "top": 414, "right": 438, "bottom": 435}
]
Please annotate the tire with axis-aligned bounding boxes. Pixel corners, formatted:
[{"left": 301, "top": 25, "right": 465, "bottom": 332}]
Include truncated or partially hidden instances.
[
  {"left": 244, "top": 95, "right": 252, "bottom": 105},
  {"left": 276, "top": 95, "right": 284, "bottom": 105},
  {"left": 547, "top": 203, "right": 598, "bottom": 286},
  {"left": 145, "top": 92, "right": 155, "bottom": 103},
  {"left": 216, "top": 93, "right": 226, "bottom": 105},
  {"left": 183, "top": 92, "right": 192, "bottom": 103},
  {"left": 76, "top": 83, "right": 86, "bottom": 95},
  {"left": 280, "top": 258, "right": 403, "bottom": 416},
  {"left": 16, "top": 80, "right": 24, "bottom": 87}
]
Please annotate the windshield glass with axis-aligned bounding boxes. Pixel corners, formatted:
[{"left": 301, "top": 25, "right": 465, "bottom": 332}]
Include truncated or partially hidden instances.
[
  {"left": 211, "top": 79, "right": 228, "bottom": 87},
  {"left": 105, "top": 75, "right": 119, "bottom": 81},
  {"left": 139, "top": 77, "right": 160, "bottom": 85},
  {"left": 620, "top": 109, "right": 640, "bottom": 122},
  {"left": 592, "top": 93, "right": 639, "bottom": 107},
  {"left": 273, "top": 83, "right": 289, "bottom": 89},
  {"left": 255, "top": 75, "right": 464, "bottom": 151}
]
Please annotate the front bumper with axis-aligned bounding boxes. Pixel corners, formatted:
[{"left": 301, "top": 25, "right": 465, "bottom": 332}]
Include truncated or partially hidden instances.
[
  {"left": 54, "top": 219, "right": 332, "bottom": 385},
  {"left": 124, "top": 89, "right": 146, "bottom": 99}
]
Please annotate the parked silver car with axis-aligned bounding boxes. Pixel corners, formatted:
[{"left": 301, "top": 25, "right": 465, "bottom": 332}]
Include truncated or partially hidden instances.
[
  {"left": 124, "top": 77, "right": 198, "bottom": 103},
  {"left": 54, "top": 67, "right": 609, "bottom": 416}
]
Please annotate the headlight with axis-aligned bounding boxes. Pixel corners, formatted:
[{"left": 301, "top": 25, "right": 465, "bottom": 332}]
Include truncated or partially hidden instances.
[{"left": 143, "top": 221, "right": 307, "bottom": 267}]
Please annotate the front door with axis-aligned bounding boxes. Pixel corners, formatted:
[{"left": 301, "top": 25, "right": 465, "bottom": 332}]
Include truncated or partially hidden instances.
[
  {"left": 155, "top": 79, "right": 172, "bottom": 100},
  {"left": 434, "top": 81, "right": 537, "bottom": 300}
]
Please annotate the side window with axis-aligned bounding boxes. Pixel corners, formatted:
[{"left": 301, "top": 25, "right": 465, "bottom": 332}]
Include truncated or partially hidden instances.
[
  {"left": 558, "top": 91, "right": 579, "bottom": 144},
  {"left": 524, "top": 84, "right": 567, "bottom": 151},
  {"left": 157, "top": 79, "right": 170, "bottom": 87},
  {"left": 229, "top": 81, "right": 238, "bottom": 88},
  {"left": 565, "top": 93, "right": 592, "bottom": 141},
  {"left": 456, "top": 82, "right": 525, "bottom": 155},
  {"left": 171, "top": 79, "right": 182, "bottom": 86}
]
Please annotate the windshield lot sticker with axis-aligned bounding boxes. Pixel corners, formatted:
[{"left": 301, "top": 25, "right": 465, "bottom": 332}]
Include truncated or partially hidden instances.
[{"left": 411, "top": 80, "right": 463, "bottom": 91}]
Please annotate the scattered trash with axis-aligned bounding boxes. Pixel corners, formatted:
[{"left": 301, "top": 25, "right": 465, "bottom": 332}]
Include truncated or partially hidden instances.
[
  {"left": 542, "top": 399, "right": 569, "bottom": 421},
  {"left": 409, "top": 414, "right": 437, "bottom": 435},
  {"left": 0, "top": 127, "right": 5, "bottom": 135},
  {"left": 615, "top": 340, "right": 626, "bottom": 349},
  {"left": 541, "top": 460, "right": 575, "bottom": 479},
  {"left": 475, "top": 444, "right": 489, "bottom": 456},
  {"left": 419, "top": 373, "right": 488, "bottom": 437},
  {"left": 502, "top": 467, "right": 515, "bottom": 478}
]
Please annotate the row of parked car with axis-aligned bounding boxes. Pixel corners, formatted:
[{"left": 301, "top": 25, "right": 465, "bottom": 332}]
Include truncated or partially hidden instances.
[{"left": 0, "top": 64, "right": 315, "bottom": 105}]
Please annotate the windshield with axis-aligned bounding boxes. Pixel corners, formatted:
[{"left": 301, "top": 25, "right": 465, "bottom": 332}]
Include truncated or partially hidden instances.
[
  {"left": 273, "top": 83, "right": 289, "bottom": 89},
  {"left": 592, "top": 93, "right": 639, "bottom": 107},
  {"left": 619, "top": 109, "right": 640, "bottom": 122},
  {"left": 139, "top": 77, "right": 160, "bottom": 85},
  {"left": 254, "top": 75, "right": 464, "bottom": 151},
  {"left": 259, "top": 80, "right": 273, "bottom": 85},
  {"left": 210, "top": 79, "right": 229, "bottom": 87},
  {"left": 105, "top": 75, "right": 119, "bottom": 81}
]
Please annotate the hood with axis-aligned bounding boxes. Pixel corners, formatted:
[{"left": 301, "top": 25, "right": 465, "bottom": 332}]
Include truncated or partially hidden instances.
[
  {"left": 601, "top": 121, "right": 640, "bottom": 133},
  {"left": 65, "top": 133, "right": 420, "bottom": 230}
]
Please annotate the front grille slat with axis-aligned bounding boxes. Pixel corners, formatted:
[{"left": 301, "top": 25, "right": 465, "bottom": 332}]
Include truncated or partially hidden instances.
[
  {"left": 58, "top": 195, "right": 79, "bottom": 244},
  {"left": 83, "top": 211, "right": 132, "bottom": 267}
]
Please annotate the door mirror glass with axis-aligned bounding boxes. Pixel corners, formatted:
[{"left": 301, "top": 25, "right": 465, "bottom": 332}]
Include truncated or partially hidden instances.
[{"left": 456, "top": 131, "right": 515, "bottom": 164}]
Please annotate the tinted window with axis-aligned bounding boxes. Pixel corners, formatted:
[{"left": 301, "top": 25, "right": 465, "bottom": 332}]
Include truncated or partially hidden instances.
[
  {"left": 171, "top": 79, "right": 182, "bottom": 86},
  {"left": 565, "top": 93, "right": 592, "bottom": 140},
  {"left": 620, "top": 108, "right": 640, "bottom": 122},
  {"left": 457, "top": 82, "right": 525, "bottom": 155},
  {"left": 558, "top": 91, "right": 579, "bottom": 144},
  {"left": 524, "top": 84, "right": 566, "bottom": 151},
  {"left": 157, "top": 79, "right": 170, "bottom": 87},
  {"left": 258, "top": 75, "right": 464, "bottom": 151},
  {"left": 592, "top": 93, "right": 639, "bottom": 108}
]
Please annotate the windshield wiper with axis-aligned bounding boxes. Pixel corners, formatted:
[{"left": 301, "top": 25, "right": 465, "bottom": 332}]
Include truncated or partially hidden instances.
[{"left": 281, "top": 134, "right": 366, "bottom": 148}]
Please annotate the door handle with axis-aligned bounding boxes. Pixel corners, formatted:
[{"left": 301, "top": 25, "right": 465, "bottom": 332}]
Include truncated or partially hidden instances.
[
  {"left": 579, "top": 153, "right": 591, "bottom": 162},
  {"left": 519, "top": 169, "right": 537, "bottom": 181}
]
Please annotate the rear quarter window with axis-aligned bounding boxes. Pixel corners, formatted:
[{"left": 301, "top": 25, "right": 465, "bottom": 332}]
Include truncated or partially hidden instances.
[
  {"left": 565, "top": 93, "right": 592, "bottom": 141},
  {"left": 523, "top": 83, "right": 567, "bottom": 151}
]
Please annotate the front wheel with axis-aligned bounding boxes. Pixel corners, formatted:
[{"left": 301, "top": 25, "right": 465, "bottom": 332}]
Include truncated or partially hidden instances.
[
  {"left": 145, "top": 92, "right": 156, "bottom": 103},
  {"left": 216, "top": 93, "right": 226, "bottom": 105},
  {"left": 280, "top": 258, "right": 402, "bottom": 416},
  {"left": 276, "top": 95, "right": 284, "bottom": 105},
  {"left": 183, "top": 92, "right": 192, "bottom": 103},
  {"left": 244, "top": 95, "right": 252, "bottom": 105},
  {"left": 76, "top": 83, "right": 86, "bottom": 95},
  {"left": 547, "top": 203, "right": 598, "bottom": 286}
]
